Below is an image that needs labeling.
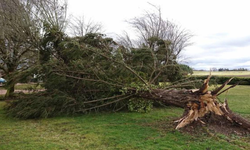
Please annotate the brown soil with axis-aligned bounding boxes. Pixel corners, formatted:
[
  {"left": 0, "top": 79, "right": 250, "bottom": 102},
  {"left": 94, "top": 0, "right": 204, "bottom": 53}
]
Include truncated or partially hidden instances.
[
  {"left": 0, "top": 90, "right": 6, "bottom": 95},
  {"left": 180, "top": 115, "right": 250, "bottom": 137},
  {"left": 144, "top": 115, "right": 250, "bottom": 138}
]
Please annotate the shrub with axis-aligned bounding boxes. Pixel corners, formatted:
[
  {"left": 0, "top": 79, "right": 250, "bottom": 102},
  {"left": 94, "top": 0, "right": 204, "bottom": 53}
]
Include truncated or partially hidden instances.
[
  {"left": 128, "top": 98, "right": 153, "bottom": 113},
  {"left": 4, "top": 91, "right": 78, "bottom": 119},
  {"left": 189, "top": 76, "right": 250, "bottom": 85}
]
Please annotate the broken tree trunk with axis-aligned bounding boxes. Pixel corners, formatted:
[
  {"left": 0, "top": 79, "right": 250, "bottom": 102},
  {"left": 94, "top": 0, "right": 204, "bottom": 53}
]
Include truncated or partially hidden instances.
[{"left": 139, "top": 75, "right": 250, "bottom": 130}]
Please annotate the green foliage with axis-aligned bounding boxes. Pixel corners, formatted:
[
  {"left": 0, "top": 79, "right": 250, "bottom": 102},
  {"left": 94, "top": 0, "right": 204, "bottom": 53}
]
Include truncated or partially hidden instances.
[
  {"left": 4, "top": 33, "right": 130, "bottom": 118},
  {"left": 130, "top": 48, "right": 154, "bottom": 74},
  {"left": 4, "top": 91, "right": 78, "bottom": 119},
  {"left": 40, "top": 23, "right": 66, "bottom": 64},
  {"left": 128, "top": 98, "right": 153, "bottom": 113},
  {"left": 156, "top": 65, "right": 183, "bottom": 83},
  {"left": 5, "top": 31, "right": 187, "bottom": 118},
  {"left": 129, "top": 82, "right": 151, "bottom": 93},
  {"left": 179, "top": 64, "right": 193, "bottom": 75},
  {"left": 190, "top": 76, "right": 250, "bottom": 85},
  {"left": 5, "top": 21, "right": 188, "bottom": 118},
  {"left": 1, "top": 0, "right": 194, "bottom": 117}
]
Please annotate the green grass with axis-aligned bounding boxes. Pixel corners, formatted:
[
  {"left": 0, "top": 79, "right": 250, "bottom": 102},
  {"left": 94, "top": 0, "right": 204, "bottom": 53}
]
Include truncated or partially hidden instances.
[
  {"left": 0, "top": 85, "right": 250, "bottom": 149},
  {"left": 0, "top": 83, "right": 43, "bottom": 91},
  {"left": 193, "top": 71, "right": 250, "bottom": 77},
  {"left": 216, "top": 85, "right": 250, "bottom": 118},
  {"left": 15, "top": 83, "right": 43, "bottom": 90}
]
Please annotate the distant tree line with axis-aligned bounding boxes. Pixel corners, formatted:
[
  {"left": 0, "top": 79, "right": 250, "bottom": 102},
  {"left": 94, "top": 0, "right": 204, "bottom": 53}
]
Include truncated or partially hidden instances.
[
  {"left": 194, "top": 68, "right": 248, "bottom": 71},
  {"left": 217, "top": 68, "right": 248, "bottom": 71}
]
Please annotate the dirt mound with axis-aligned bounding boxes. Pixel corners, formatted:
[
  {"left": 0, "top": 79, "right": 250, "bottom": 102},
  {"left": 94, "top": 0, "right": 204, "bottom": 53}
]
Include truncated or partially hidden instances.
[
  {"left": 180, "top": 114, "right": 250, "bottom": 137},
  {"left": 143, "top": 115, "right": 250, "bottom": 138}
]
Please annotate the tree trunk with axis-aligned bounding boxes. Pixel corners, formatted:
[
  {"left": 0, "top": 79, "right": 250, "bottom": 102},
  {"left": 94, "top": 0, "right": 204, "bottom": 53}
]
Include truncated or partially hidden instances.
[
  {"left": 5, "top": 84, "right": 14, "bottom": 98},
  {"left": 5, "top": 79, "right": 15, "bottom": 98},
  {"left": 139, "top": 76, "right": 250, "bottom": 131}
]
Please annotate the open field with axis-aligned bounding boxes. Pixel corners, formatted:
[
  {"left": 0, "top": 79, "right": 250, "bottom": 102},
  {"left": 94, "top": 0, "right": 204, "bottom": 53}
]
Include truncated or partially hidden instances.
[
  {"left": 0, "top": 83, "right": 44, "bottom": 95},
  {"left": 193, "top": 71, "right": 250, "bottom": 77},
  {"left": 0, "top": 85, "right": 250, "bottom": 149},
  {"left": 0, "top": 83, "right": 43, "bottom": 90}
]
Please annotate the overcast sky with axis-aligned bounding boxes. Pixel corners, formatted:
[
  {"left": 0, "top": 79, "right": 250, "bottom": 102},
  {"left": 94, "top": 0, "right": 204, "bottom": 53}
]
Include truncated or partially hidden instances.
[{"left": 67, "top": 0, "right": 250, "bottom": 70}]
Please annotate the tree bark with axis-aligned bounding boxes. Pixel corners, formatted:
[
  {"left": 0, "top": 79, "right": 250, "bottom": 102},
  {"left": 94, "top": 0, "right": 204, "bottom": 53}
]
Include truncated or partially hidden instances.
[
  {"left": 139, "top": 76, "right": 250, "bottom": 130},
  {"left": 5, "top": 84, "right": 14, "bottom": 98}
]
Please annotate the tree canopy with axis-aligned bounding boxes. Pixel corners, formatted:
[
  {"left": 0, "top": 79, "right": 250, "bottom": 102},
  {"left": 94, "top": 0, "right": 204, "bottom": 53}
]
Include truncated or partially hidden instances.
[
  {"left": 2, "top": 0, "right": 194, "bottom": 118},
  {"left": 0, "top": 0, "right": 41, "bottom": 97}
]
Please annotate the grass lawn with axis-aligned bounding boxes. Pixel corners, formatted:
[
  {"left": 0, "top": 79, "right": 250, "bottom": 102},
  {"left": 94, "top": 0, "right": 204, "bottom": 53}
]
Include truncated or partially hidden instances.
[
  {"left": 193, "top": 71, "right": 250, "bottom": 77},
  {"left": 0, "top": 85, "right": 250, "bottom": 149},
  {"left": 0, "top": 83, "right": 43, "bottom": 90},
  {"left": 217, "top": 85, "right": 250, "bottom": 119}
]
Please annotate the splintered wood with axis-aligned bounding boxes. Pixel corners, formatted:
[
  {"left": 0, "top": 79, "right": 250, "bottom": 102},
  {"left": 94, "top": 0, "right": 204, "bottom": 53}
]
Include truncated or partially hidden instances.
[
  {"left": 175, "top": 75, "right": 250, "bottom": 130},
  {"left": 138, "top": 74, "right": 250, "bottom": 130}
]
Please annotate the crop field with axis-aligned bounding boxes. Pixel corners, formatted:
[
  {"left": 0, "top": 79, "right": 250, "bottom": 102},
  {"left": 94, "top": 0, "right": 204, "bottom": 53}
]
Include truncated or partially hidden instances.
[
  {"left": 193, "top": 71, "right": 250, "bottom": 77},
  {"left": 0, "top": 85, "right": 250, "bottom": 149}
]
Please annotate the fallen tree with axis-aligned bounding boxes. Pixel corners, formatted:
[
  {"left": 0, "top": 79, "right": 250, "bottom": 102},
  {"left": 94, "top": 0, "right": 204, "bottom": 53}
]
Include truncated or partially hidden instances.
[
  {"left": 3, "top": 8, "right": 250, "bottom": 131},
  {"left": 5, "top": 74, "right": 250, "bottom": 132},
  {"left": 138, "top": 75, "right": 250, "bottom": 130},
  {"left": 4, "top": 33, "right": 250, "bottom": 132}
]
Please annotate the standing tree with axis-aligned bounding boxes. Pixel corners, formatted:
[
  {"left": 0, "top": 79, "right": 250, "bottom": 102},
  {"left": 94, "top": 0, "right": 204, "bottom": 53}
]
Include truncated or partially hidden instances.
[
  {"left": 31, "top": 0, "right": 68, "bottom": 32},
  {"left": 0, "top": 0, "right": 39, "bottom": 97},
  {"left": 69, "top": 15, "right": 103, "bottom": 37},
  {"left": 0, "top": 0, "right": 68, "bottom": 97}
]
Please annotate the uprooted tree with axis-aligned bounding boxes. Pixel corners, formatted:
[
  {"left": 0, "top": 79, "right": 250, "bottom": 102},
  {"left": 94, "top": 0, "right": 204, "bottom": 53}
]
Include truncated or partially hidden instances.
[
  {"left": 5, "top": 32, "right": 250, "bottom": 131},
  {"left": 140, "top": 75, "right": 250, "bottom": 130},
  {"left": 3, "top": 2, "right": 250, "bottom": 131}
]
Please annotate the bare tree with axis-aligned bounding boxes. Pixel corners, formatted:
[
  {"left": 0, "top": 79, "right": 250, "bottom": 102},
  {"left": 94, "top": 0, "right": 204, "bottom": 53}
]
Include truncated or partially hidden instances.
[
  {"left": 69, "top": 15, "right": 103, "bottom": 37},
  {"left": 127, "top": 5, "right": 193, "bottom": 56},
  {"left": 0, "top": 0, "right": 40, "bottom": 97},
  {"left": 0, "top": 0, "right": 68, "bottom": 97},
  {"left": 115, "top": 5, "right": 194, "bottom": 85},
  {"left": 116, "top": 31, "right": 135, "bottom": 49},
  {"left": 30, "top": 0, "right": 68, "bottom": 32}
]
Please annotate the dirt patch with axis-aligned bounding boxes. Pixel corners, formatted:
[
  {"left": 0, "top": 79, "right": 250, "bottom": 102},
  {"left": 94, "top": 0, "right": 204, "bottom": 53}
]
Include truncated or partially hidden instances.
[
  {"left": 142, "top": 115, "right": 250, "bottom": 138},
  {"left": 0, "top": 90, "right": 6, "bottom": 95},
  {"left": 180, "top": 117, "right": 250, "bottom": 137}
]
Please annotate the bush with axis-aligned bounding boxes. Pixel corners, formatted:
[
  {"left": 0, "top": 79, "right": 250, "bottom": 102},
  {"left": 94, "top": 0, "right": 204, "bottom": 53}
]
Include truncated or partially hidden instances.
[
  {"left": 4, "top": 91, "right": 79, "bottom": 119},
  {"left": 189, "top": 76, "right": 250, "bottom": 85},
  {"left": 128, "top": 98, "right": 153, "bottom": 113}
]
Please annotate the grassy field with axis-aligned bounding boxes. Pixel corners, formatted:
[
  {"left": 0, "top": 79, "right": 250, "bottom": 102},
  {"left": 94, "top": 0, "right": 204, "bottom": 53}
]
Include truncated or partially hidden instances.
[
  {"left": 215, "top": 85, "right": 250, "bottom": 119},
  {"left": 0, "top": 85, "right": 250, "bottom": 149},
  {"left": 193, "top": 71, "right": 250, "bottom": 77},
  {"left": 0, "top": 83, "right": 43, "bottom": 90}
]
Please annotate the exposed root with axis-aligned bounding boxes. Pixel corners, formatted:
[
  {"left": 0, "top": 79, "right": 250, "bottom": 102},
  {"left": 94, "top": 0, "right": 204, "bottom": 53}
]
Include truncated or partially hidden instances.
[
  {"left": 175, "top": 75, "right": 250, "bottom": 131},
  {"left": 221, "top": 99, "right": 250, "bottom": 131}
]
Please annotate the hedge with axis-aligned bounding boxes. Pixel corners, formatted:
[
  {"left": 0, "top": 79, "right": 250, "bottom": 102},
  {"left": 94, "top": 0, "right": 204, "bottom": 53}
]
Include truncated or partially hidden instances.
[{"left": 189, "top": 76, "right": 250, "bottom": 85}]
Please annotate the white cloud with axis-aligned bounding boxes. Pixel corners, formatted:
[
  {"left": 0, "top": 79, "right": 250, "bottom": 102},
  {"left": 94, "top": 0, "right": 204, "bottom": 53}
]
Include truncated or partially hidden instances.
[{"left": 67, "top": 0, "right": 250, "bottom": 70}]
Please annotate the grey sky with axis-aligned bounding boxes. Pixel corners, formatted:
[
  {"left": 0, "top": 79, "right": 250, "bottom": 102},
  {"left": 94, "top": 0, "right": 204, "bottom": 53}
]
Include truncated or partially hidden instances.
[{"left": 68, "top": 0, "right": 250, "bottom": 70}]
